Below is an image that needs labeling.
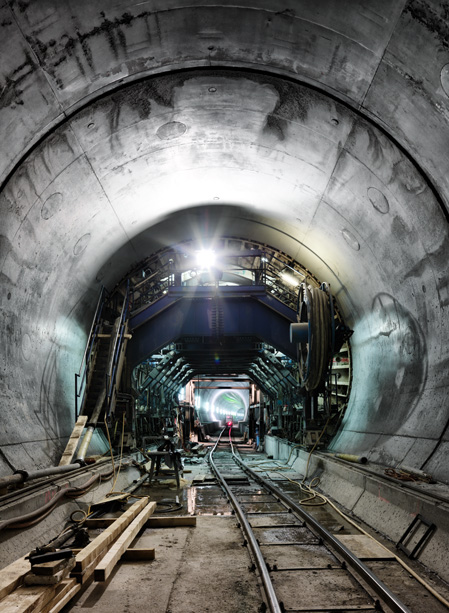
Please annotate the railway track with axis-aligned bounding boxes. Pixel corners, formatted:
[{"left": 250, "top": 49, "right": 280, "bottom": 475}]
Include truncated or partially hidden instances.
[
  {"left": 209, "top": 429, "right": 446, "bottom": 613},
  {"left": 1, "top": 439, "right": 448, "bottom": 612}
]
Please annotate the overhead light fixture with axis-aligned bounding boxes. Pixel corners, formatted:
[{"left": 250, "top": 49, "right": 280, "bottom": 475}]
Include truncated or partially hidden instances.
[{"left": 196, "top": 249, "right": 216, "bottom": 269}]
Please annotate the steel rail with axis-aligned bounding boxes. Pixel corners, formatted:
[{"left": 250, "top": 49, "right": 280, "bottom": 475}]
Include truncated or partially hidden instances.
[
  {"left": 209, "top": 431, "right": 282, "bottom": 613},
  {"left": 232, "top": 449, "right": 412, "bottom": 613}
]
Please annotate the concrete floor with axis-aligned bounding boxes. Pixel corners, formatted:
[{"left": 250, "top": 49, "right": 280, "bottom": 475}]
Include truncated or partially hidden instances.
[
  {"left": 68, "top": 515, "right": 261, "bottom": 613},
  {"left": 59, "top": 450, "right": 449, "bottom": 613}
]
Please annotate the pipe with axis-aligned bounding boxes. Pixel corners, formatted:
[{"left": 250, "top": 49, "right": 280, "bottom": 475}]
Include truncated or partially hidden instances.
[
  {"left": 0, "top": 463, "right": 82, "bottom": 490},
  {"left": 399, "top": 464, "right": 432, "bottom": 480},
  {"left": 0, "top": 489, "right": 67, "bottom": 531},
  {"left": 335, "top": 453, "right": 368, "bottom": 464},
  {"left": 76, "top": 426, "right": 96, "bottom": 462}
]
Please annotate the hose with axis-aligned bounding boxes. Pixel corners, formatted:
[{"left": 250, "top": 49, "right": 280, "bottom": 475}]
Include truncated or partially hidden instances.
[
  {"left": 0, "top": 468, "right": 114, "bottom": 531},
  {"left": 0, "top": 463, "right": 83, "bottom": 490}
]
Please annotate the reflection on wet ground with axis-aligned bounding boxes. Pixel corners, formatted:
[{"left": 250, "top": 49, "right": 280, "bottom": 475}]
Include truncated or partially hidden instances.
[{"left": 133, "top": 446, "right": 356, "bottom": 531}]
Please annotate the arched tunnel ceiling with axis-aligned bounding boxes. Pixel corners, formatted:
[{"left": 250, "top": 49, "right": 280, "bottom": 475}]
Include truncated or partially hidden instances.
[{"left": 1, "top": 1, "right": 449, "bottom": 480}]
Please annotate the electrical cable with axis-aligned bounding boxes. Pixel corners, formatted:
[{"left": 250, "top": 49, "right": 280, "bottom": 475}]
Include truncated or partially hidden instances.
[{"left": 156, "top": 500, "right": 183, "bottom": 513}]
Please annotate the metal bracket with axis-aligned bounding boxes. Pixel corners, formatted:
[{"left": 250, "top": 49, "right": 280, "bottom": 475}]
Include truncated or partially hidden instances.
[{"left": 396, "top": 514, "right": 436, "bottom": 559}]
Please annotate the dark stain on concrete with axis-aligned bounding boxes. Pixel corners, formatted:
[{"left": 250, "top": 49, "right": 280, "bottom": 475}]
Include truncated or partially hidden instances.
[
  {"left": 370, "top": 292, "right": 427, "bottom": 430},
  {"left": 98, "top": 74, "right": 186, "bottom": 132},
  {"left": 0, "top": 51, "right": 35, "bottom": 108},
  {"left": 391, "top": 215, "right": 412, "bottom": 242},
  {"left": 121, "top": 82, "right": 153, "bottom": 117},
  {"left": 92, "top": 79, "right": 171, "bottom": 138},
  {"left": 264, "top": 113, "right": 286, "bottom": 140},
  {"left": 262, "top": 78, "right": 318, "bottom": 140},
  {"left": 25, "top": 10, "right": 145, "bottom": 82},
  {"left": 403, "top": 234, "right": 449, "bottom": 306},
  {"left": 79, "top": 33, "right": 94, "bottom": 71},
  {"left": 405, "top": 0, "right": 449, "bottom": 50},
  {"left": 15, "top": 1, "right": 30, "bottom": 14}
]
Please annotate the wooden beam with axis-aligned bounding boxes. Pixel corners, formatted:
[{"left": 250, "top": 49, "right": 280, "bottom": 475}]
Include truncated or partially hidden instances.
[
  {"left": 31, "top": 558, "right": 71, "bottom": 576},
  {"left": 84, "top": 517, "right": 117, "bottom": 528},
  {"left": 59, "top": 416, "right": 88, "bottom": 466},
  {"left": 335, "top": 535, "right": 395, "bottom": 560},
  {"left": 0, "top": 584, "right": 57, "bottom": 613},
  {"left": 94, "top": 502, "right": 157, "bottom": 582},
  {"left": 84, "top": 512, "right": 196, "bottom": 529},
  {"left": 71, "top": 546, "right": 109, "bottom": 584},
  {"left": 71, "top": 547, "right": 155, "bottom": 561},
  {"left": 42, "top": 579, "right": 80, "bottom": 613},
  {"left": 0, "top": 555, "right": 30, "bottom": 600},
  {"left": 74, "top": 497, "right": 149, "bottom": 573},
  {"left": 147, "top": 516, "right": 196, "bottom": 528},
  {"left": 25, "top": 560, "right": 76, "bottom": 586}
]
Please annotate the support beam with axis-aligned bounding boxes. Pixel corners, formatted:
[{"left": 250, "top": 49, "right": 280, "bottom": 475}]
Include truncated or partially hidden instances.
[
  {"left": 94, "top": 501, "right": 157, "bottom": 581},
  {"left": 59, "top": 416, "right": 88, "bottom": 466},
  {"left": 74, "top": 497, "right": 149, "bottom": 573}
]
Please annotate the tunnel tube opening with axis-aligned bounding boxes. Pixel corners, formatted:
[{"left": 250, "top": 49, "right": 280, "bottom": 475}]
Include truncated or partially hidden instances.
[
  {"left": 1, "top": 64, "right": 446, "bottom": 482},
  {"left": 81, "top": 236, "right": 353, "bottom": 453}
]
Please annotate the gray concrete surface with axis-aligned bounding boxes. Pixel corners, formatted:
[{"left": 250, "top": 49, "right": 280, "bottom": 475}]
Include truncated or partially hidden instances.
[
  {"left": 68, "top": 516, "right": 261, "bottom": 613},
  {"left": 1, "top": 0, "right": 449, "bottom": 553}
]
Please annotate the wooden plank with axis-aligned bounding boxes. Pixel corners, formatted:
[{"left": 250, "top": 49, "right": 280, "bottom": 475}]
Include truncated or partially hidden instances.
[
  {"left": 0, "top": 554, "right": 30, "bottom": 600},
  {"left": 42, "top": 579, "right": 81, "bottom": 613},
  {"left": 121, "top": 548, "right": 155, "bottom": 561},
  {"left": 89, "top": 492, "right": 129, "bottom": 511},
  {"left": 74, "top": 497, "right": 149, "bottom": 572},
  {"left": 94, "top": 501, "right": 157, "bottom": 582},
  {"left": 59, "top": 416, "right": 88, "bottom": 466},
  {"left": 335, "top": 534, "right": 395, "bottom": 559},
  {"left": 147, "top": 516, "right": 196, "bottom": 528},
  {"left": 71, "top": 528, "right": 124, "bottom": 584},
  {"left": 25, "top": 560, "right": 76, "bottom": 585},
  {"left": 31, "top": 558, "right": 70, "bottom": 576},
  {"left": 84, "top": 517, "right": 117, "bottom": 528},
  {"left": 0, "top": 584, "right": 56, "bottom": 613},
  {"left": 71, "top": 548, "right": 108, "bottom": 584}
]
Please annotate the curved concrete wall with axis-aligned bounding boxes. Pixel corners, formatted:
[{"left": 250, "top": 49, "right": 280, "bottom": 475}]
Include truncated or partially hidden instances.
[{"left": 1, "top": 1, "right": 448, "bottom": 481}]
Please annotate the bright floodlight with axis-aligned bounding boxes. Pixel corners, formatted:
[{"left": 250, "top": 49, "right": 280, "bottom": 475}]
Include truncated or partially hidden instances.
[{"left": 196, "top": 249, "right": 216, "bottom": 269}]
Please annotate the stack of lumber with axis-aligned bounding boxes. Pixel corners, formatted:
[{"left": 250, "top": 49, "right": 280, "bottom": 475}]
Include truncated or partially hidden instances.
[
  {"left": 0, "top": 496, "right": 156, "bottom": 612},
  {"left": 25, "top": 556, "right": 76, "bottom": 585}
]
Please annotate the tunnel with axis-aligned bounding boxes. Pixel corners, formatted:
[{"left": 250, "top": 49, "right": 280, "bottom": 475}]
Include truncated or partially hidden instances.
[{"left": 1, "top": 0, "right": 449, "bottom": 604}]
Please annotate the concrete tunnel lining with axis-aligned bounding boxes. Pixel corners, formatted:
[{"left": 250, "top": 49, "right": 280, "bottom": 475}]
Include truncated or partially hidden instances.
[{"left": 0, "top": 2, "right": 449, "bottom": 485}]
